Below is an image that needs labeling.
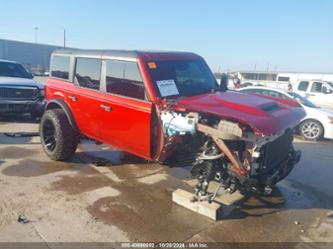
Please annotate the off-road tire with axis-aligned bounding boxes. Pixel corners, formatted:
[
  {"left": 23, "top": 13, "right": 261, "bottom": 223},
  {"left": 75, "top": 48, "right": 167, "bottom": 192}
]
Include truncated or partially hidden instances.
[{"left": 40, "top": 109, "right": 79, "bottom": 161}]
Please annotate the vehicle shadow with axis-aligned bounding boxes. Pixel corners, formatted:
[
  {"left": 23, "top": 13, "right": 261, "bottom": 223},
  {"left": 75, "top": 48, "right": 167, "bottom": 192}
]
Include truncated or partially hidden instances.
[
  {"left": 184, "top": 136, "right": 333, "bottom": 220},
  {"left": 74, "top": 149, "right": 147, "bottom": 167},
  {"left": 0, "top": 114, "right": 39, "bottom": 124},
  {"left": 0, "top": 114, "right": 40, "bottom": 144},
  {"left": 222, "top": 136, "right": 333, "bottom": 220},
  {"left": 75, "top": 139, "right": 333, "bottom": 215},
  {"left": 294, "top": 134, "right": 333, "bottom": 144},
  {"left": 223, "top": 189, "right": 285, "bottom": 220},
  {"left": 223, "top": 179, "right": 333, "bottom": 221},
  {"left": 0, "top": 133, "right": 40, "bottom": 145},
  {"left": 73, "top": 144, "right": 333, "bottom": 223}
]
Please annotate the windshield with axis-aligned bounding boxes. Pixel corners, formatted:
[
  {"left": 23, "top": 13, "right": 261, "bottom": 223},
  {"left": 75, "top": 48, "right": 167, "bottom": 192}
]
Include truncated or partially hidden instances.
[
  {"left": 328, "top": 82, "right": 333, "bottom": 88},
  {"left": 289, "top": 92, "right": 319, "bottom": 108},
  {"left": 0, "top": 61, "right": 31, "bottom": 79},
  {"left": 147, "top": 59, "right": 218, "bottom": 98}
]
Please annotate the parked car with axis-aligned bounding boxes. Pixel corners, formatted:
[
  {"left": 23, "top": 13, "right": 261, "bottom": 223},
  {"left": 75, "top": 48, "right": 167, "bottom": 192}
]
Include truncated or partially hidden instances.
[
  {"left": 293, "top": 80, "right": 333, "bottom": 110},
  {"left": 0, "top": 59, "right": 45, "bottom": 117},
  {"left": 40, "top": 49, "right": 305, "bottom": 198},
  {"left": 239, "top": 86, "right": 333, "bottom": 141},
  {"left": 239, "top": 79, "right": 333, "bottom": 110}
]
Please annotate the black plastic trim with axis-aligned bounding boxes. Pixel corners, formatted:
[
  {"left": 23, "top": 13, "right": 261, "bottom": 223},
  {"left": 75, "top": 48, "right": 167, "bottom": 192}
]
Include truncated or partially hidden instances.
[{"left": 45, "top": 99, "right": 79, "bottom": 131}]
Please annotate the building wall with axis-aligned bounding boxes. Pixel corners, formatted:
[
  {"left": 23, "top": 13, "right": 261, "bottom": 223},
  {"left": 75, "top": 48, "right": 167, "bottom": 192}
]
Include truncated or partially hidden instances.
[
  {"left": 236, "top": 71, "right": 333, "bottom": 83},
  {"left": 277, "top": 72, "right": 333, "bottom": 82},
  {"left": 0, "top": 39, "right": 62, "bottom": 73}
]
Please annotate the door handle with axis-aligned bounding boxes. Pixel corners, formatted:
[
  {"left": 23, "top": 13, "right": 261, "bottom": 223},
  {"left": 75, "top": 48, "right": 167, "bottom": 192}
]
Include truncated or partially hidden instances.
[
  {"left": 100, "top": 104, "right": 112, "bottom": 112},
  {"left": 68, "top": 96, "right": 78, "bottom": 102}
]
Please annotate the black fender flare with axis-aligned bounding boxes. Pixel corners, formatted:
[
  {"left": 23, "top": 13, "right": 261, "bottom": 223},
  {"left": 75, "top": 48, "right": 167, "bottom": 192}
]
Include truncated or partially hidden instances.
[{"left": 45, "top": 99, "right": 79, "bottom": 132}]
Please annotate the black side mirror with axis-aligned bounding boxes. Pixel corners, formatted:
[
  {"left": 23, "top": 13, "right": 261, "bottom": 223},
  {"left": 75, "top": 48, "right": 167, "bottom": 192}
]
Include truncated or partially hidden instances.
[
  {"left": 322, "top": 87, "right": 332, "bottom": 94},
  {"left": 220, "top": 73, "right": 228, "bottom": 91}
]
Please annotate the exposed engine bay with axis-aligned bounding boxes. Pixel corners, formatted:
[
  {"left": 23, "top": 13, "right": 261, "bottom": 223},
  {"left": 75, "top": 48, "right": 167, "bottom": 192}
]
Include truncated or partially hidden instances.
[{"left": 160, "top": 109, "right": 301, "bottom": 202}]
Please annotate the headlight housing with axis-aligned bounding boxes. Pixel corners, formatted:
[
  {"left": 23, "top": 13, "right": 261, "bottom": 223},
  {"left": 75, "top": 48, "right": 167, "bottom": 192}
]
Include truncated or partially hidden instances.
[{"left": 39, "top": 89, "right": 45, "bottom": 97}]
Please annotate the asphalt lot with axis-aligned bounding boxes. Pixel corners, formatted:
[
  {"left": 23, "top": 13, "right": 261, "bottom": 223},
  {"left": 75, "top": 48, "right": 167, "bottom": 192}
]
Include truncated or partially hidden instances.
[{"left": 0, "top": 115, "right": 332, "bottom": 246}]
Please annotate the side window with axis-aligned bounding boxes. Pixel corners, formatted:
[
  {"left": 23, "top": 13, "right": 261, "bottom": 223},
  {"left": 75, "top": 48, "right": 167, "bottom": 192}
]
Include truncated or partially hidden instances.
[
  {"left": 255, "top": 90, "right": 270, "bottom": 96},
  {"left": 250, "top": 89, "right": 284, "bottom": 99},
  {"left": 268, "top": 90, "right": 288, "bottom": 99},
  {"left": 311, "top": 82, "right": 323, "bottom": 93},
  {"left": 243, "top": 89, "right": 263, "bottom": 95},
  {"left": 106, "top": 60, "right": 145, "bottom": 100},
  {"left": 75, "top": 58, "right": 101, "bottom": 90},
  {"left": 266, "top": 90, "right": 281, "bottom": 98},
  {"left": 253, "top": 89, "right": 265, "bottom": 95},
  {"left": 51, "top": 56, "right": 70, "bottom": 79},
  {"left": 298, "top": 81, "right": 309, "bottom": 91},
  {"left": 322, "top": 84, "right": 332, "bottom": 94},
  {"left": 277, "top": 76, "right": 290, "bottom": 82}
]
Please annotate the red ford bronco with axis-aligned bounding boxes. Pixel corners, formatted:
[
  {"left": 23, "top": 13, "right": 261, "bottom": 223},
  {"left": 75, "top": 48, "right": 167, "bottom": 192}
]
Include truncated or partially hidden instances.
[{"left": 40, "top": 49, "right": 305, "bottom": 200}]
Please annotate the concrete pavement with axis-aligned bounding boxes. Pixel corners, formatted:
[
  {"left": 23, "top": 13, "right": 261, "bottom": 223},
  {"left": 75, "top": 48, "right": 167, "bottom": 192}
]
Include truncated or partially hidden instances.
[{"left": 0, "top": 116, "right": 332, "bottom": 245}]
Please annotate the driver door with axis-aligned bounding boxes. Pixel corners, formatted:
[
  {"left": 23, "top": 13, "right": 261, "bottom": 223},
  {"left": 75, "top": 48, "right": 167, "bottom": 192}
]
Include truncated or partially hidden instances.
[{"left": 98, "top": 59, "right": 153, "bottom": 159}]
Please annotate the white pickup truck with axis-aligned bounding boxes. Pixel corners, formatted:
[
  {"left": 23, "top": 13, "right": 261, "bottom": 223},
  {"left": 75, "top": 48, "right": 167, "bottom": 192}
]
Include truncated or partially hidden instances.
[
  {"left": 294, "top": 80, "right": 333, "bottom": 110},
  {"left": 241, "top": 79, "right": 333, "bottom": 110}
]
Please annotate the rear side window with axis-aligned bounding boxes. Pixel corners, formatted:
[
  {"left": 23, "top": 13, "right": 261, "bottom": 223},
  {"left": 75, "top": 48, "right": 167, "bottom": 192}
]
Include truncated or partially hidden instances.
[
  {"left": 51, "top": 56, "right": 70, "bottom": 79},
  {"left": 311, "top": 82, "right": 323, "bottom": 93},
  {"left": 105, "top": 60, "right": 145, "bottom": 100},
  {"left": 75, "top": 58, "right": 102, "bottom": 90},
  {"left": 298, "top": 81, "right": 309, "bottom": 91}
]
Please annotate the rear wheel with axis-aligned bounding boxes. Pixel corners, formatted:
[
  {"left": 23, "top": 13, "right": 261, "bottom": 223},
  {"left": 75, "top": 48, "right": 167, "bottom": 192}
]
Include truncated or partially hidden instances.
[
  {"left": 40, "top": 109, "right": 79, "bottom": 161},
  {"left": 299, "top": 119, "right": 323, "bottom": 141}
]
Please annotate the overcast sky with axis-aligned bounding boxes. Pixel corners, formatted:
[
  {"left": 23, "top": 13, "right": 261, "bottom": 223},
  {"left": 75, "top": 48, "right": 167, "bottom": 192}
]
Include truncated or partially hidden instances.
[{"left": 1, "top": 0, "right": 332, "bottom": 72}]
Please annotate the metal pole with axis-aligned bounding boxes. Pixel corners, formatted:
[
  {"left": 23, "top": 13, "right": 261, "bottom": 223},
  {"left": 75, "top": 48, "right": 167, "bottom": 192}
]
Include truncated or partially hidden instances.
[
  {"left": 34, "top": 27, "right": 38, "bottom": 43},
  {"left": 63, "top": 29, "right": 66, "bottom": 48}
]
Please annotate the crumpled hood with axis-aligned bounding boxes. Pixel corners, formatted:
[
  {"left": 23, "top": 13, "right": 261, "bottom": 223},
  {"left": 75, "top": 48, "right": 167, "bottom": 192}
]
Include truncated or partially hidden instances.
[
  {"left": 0, "top": 77, "right": 44, "bottom": 89},
  {"left": 174, "top": 91, "right": 306, "bottom": 136}
]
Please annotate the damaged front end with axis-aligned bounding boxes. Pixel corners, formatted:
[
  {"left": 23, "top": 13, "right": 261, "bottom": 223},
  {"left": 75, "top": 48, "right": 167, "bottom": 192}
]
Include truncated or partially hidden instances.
[
  {"left": 142, "top": 55, "right": 305, "bottom": 202},
  {"left": 158, "top": 103, "right": 303, "bottom": 202}
]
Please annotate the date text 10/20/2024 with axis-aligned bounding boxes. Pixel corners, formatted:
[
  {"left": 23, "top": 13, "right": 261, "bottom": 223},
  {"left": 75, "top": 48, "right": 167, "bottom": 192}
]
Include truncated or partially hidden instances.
[{"left": 121, "top": 242, "right": 208, "bottom": 248}]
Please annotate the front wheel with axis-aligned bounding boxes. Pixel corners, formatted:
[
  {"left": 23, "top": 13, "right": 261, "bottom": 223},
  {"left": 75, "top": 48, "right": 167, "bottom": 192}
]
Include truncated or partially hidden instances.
[
  {"left": 40, "top": 109, "right": 79, "bottom": 161},
  {"left": 299, "top": 120, "right": 323, "bottom": 141}
]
